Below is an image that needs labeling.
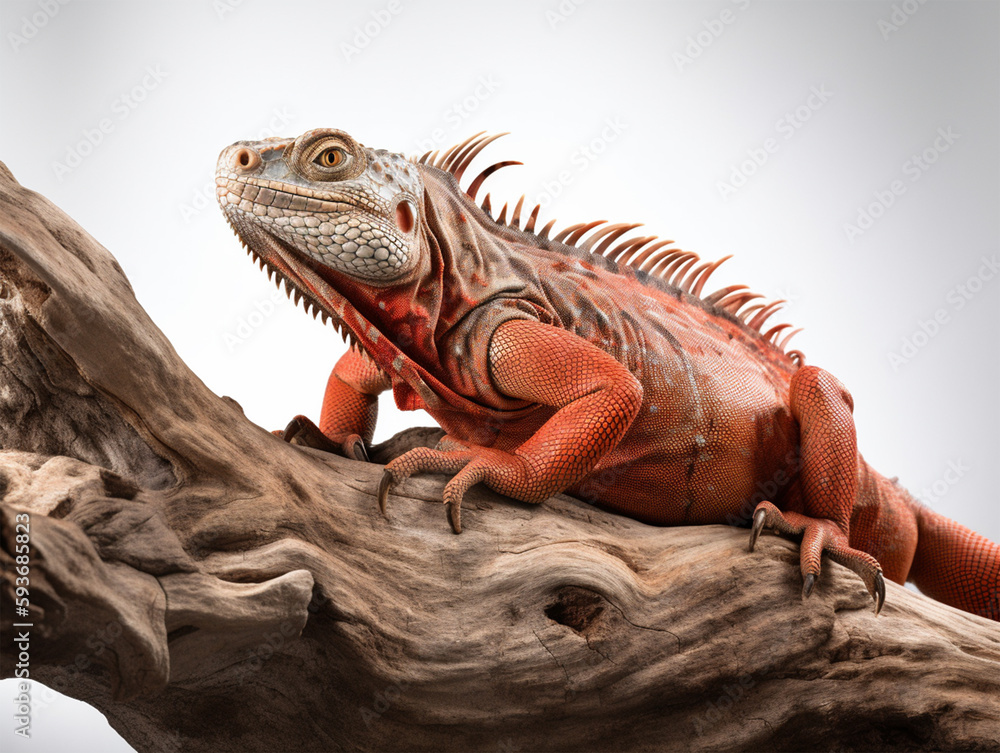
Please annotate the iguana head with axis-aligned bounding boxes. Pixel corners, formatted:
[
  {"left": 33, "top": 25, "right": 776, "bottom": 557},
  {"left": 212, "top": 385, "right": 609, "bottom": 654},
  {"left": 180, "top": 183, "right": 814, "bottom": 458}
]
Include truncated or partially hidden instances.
[{"left": 216, "top": 127, "right": 423, "bottom": 285}]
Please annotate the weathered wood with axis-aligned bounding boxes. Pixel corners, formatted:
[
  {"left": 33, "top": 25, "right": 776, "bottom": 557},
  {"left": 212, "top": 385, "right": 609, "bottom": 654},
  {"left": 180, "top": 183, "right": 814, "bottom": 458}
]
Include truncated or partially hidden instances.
[{"left": 1, "top": 162, "right": 999, "bottom": 753}]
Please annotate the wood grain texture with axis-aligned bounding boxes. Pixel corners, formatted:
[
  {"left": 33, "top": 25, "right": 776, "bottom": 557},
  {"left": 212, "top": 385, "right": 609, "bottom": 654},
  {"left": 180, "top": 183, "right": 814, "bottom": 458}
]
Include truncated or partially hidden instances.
[{"left": 1, "top": 162, "right": 999, "bottom": 752}]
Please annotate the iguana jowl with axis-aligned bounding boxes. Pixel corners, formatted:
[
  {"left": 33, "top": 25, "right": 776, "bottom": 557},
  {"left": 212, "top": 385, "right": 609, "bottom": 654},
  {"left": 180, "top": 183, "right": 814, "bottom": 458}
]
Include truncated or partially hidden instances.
[{"left": 216, "top": 128, "right": 999, "bottom": 621}]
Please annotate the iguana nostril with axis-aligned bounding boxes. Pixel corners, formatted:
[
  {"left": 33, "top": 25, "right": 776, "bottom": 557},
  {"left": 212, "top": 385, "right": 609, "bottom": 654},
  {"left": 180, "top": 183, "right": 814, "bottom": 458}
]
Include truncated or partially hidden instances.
[
  {"left": 395, "top": 199, "right": 415, "bottom": 234},
  {"left": 231, "top": 147, "right": 260, "bottom": 171}
]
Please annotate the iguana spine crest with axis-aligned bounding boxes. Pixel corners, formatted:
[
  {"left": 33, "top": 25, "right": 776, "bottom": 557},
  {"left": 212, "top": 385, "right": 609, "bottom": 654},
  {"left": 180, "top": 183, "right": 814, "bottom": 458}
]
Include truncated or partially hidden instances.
[{"left": 414, "top": 131, "right": 804, "bottom": 363}]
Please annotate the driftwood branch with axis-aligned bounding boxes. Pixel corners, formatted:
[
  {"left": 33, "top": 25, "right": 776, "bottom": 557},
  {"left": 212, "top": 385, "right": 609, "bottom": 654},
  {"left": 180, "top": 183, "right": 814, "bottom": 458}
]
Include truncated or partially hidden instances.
[{"left": 1, "top": 161, "right": 999, "bottom": 753}]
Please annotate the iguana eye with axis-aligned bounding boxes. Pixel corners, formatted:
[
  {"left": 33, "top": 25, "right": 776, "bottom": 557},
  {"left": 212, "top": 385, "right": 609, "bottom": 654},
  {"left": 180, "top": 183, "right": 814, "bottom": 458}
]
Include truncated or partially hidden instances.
[{"left": 314, "top": 147, "right": 346, "bottom": 168}]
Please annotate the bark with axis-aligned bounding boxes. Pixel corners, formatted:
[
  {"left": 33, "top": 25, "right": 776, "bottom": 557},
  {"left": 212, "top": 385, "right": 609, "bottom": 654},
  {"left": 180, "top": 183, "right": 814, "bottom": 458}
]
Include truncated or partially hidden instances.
[{"left": 1, "top": 161, "right": 999, "bottom": 753}]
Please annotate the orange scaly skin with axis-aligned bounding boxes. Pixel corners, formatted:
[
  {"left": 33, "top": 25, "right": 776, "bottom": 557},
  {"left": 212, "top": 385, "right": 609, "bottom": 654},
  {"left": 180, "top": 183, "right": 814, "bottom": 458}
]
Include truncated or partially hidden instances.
[{"left": 216, "top": 129, "right": 999, "bottom": 621}]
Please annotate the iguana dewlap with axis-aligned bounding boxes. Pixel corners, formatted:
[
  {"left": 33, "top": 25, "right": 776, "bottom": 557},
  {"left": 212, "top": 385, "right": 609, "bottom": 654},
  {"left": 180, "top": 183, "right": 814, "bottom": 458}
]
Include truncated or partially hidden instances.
[{"left": 216, "top": 128, "right": 999, "bottom": 621}]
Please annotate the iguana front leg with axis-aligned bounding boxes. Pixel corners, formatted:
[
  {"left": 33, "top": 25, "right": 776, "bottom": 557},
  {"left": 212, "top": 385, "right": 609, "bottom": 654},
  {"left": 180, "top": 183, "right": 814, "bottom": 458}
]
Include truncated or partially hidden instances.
[
  {"left": 279, "top": 345, "right": 390, "bottom": 461},
  {"left": 378, "top": 319, "right": 644, "bottom": 532},
  {"left": 748, "top": 365, "right": 886, "bottom": 613}
]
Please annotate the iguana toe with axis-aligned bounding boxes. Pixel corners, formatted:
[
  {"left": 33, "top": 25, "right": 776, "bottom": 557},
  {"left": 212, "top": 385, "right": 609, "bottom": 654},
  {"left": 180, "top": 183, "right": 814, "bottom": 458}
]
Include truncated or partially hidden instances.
[
  {"left": 749, "top": 501, "right": 885, "bottom": 615},
  {"left": 282, "top": 415, "right": 369, "bottom": 461},
  {"left": 828, "top": 548, "right": 886, "bottom": 615},
  {"left": 378, "top": 444, "right": 533, "bottom": 534},
  {"left": 377, "top": 447, "right": 475, "bottom": 532}
]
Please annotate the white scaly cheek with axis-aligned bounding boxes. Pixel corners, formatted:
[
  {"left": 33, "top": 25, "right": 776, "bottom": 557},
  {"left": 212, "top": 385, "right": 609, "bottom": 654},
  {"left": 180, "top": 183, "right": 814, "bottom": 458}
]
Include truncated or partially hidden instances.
[{"left": 257, "top": 209, "right": 409, "bottom": 279}]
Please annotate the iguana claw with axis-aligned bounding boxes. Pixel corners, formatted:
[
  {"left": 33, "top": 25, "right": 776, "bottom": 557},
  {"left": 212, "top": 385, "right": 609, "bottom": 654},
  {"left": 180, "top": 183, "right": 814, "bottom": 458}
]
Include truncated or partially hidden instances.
[
  {"left": 377, "top": 470, "right": 392, "bottom": 516},
  {"left": 376, "top": 463, "right": 465, "bottom": 534},
  {"left": 282, "top": 415, "right": 340, "bottom": 453},
  {"left": 281, "top": 415, "right": 370, "bottom": 462},
  {"left": 748, "top": 501, "right": 886, "bottom": 615},
  {"left": 352, "top": 438, "right": 370, "bottom": 463},
  {"left": 873, "top": 571, "right": 886, "bottom": 616},
  {"left": 802, "top": 573, "right": 816, "bottom": 599},
  {"left": 375, "top": 443, "right": 537, "bottom": 535},
  {"left": 748, "top": 507, "right": 767, "bottom": 553}
]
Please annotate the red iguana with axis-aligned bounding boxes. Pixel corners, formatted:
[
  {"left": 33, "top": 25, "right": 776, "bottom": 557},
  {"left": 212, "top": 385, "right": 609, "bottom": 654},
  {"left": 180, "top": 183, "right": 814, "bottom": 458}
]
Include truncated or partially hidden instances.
[{"left": 215, "top": 128, "right": 999, "bottom": 621}]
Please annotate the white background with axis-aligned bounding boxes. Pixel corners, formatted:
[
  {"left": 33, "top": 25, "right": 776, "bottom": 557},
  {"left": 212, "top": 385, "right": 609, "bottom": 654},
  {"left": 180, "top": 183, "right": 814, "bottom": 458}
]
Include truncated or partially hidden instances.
[{"left": 1, "top": 1, "right": 997, "bottom": 750}]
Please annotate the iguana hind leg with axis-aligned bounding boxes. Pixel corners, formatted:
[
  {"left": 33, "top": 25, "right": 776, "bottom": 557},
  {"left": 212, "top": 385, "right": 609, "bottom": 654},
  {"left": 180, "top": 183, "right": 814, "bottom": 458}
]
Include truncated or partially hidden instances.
[{"left": 748, "top": 365, "right": 886, "bottom": 613}]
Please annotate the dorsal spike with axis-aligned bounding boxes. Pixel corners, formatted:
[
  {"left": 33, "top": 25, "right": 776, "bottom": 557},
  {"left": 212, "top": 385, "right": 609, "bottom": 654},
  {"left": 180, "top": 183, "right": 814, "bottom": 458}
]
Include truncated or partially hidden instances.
[
  {"left": 453, "top": 133, "right": 509, "bottom": 182},
  {"left": 778, "top": 328, "right": 803, "bottom": 351},
  {"left": 787, "top": 350, "right": 805, "bottom": 365},
  {"left": 737, "top": 303, "right": 765, "bottom": 324},
  {"left": 524, "top": 204, "right": 541, "bottom": 233},
  {"left": 581, "top": 223, "right": 643, "bottom": 254},
  {"left": 551, "top": 222, "right": 587, "bottom": 244},
  {"left": 729, "top": 294, "right": 765, "bottom": 316},
  {"left": 747, "top": 300, "right": 786, "bottom": 331},
  {"left": 711, "top": 290, "right": 745, "bottom": 309},
  {"left": 538, "top": 218, "right": 558, "bottom": 240},
  {"left": 437, "top": 137, "right": 470, "bottom": 172},
  {"left": 435, "top": 140, "right": 465, "bottom": 169},
  {"left": 496, "top": 202, "right": 508, "bottom": 225},
  {"left": 615, "top": 238, "right": 670, "bottom": 266},
  {"left": 467, "top": 160, "right": 522, "bottom": 201},
  {"left": 426, "top": 149, "right": 441, "bottom": 167},
  {"left": 718, "top": 291, "right": 762, "bottom": 313},
  {"left": 564, "top": 220, "right": 607, "bottom": 246},
  {"left": 481, "top": 193, "right": 492, "bottom": 217},
  {"left": 510, "top": 195, "right": 525, "bottom": 229},
  {"left": 703, "top": 284, "right": 748, "bottom": 306},
  {"left": 638, "top": 247, "right": 685, "bottom": 274},
  {"left": 606, "top": 237, "right": 651, "bottom": 265},
  {"left": 635, "top": 248, "right": 687, "bottom": 274},
  {"left": 446, "top": 132, "right": 492, "bottom": 176},
  {"left": 647, "top": 250, "right": 689, "bottom": 278},
  {"left": 678, "top": 260, "right": 713, "bottom": 293},
  {"left": 690, "top": 255, "right": 733, "bottom": 297},
  {"left": 661, "top": 254, "right": 700, "bottom": 285},
  {"left": 763, "top": 323, "right": 793, "bottom": 343},
  {"left": 441, "top": 131, "right": 486, "bottom": 173},
  {"left": 418, "top": 150, "right": 433, "bottom": 164}
]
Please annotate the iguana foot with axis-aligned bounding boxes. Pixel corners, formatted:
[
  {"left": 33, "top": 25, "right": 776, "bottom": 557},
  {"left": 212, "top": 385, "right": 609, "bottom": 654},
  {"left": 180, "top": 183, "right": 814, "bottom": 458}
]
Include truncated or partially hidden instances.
[
  {"left": 748, "top": 500, "right": 885, "bottom": 614},
  {"left": 378, "top": 441, "right": 530, "bottom": 534},
  {"left": 278, "top": 415, "right": 369, "bottom": 462}
]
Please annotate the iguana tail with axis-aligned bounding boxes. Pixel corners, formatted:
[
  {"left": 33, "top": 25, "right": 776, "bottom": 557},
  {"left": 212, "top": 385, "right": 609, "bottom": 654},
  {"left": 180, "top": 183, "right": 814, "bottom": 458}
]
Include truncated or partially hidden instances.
[{"left": 905, "top": 497, "right": 1000, "bottom": 621}]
